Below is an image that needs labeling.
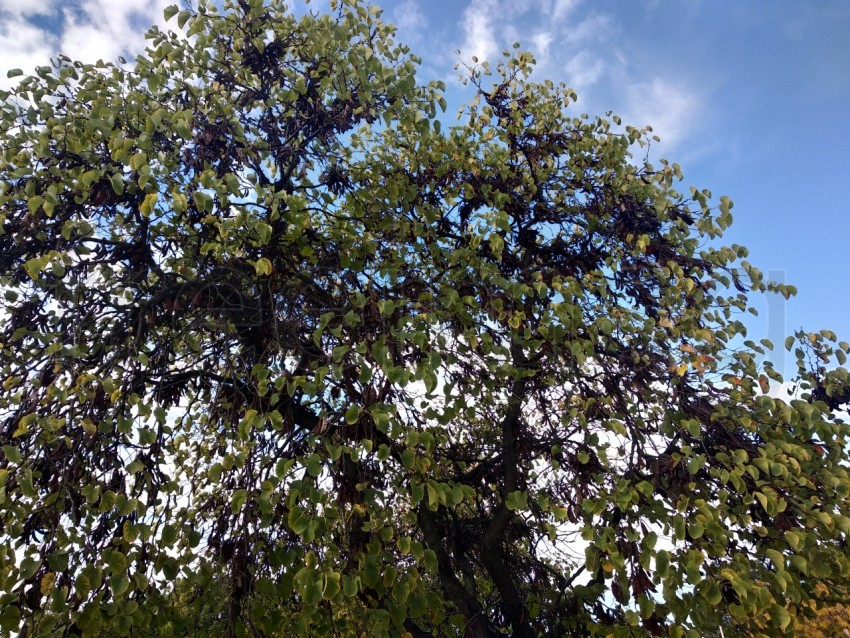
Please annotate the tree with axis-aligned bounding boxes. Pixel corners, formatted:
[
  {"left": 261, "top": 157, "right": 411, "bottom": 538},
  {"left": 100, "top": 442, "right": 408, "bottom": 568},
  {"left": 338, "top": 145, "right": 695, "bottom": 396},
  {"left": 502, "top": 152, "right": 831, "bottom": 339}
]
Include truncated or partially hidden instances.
[{"left": 1, "top": 1, "right": 850, "bottom": 636}]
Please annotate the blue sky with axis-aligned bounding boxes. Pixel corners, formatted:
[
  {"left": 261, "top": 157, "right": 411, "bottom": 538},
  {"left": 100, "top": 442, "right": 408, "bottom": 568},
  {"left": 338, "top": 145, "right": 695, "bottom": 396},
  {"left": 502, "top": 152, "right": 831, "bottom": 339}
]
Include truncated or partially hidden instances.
[{"left": 2, "top": 0, "right": 848, "bottom": 375}]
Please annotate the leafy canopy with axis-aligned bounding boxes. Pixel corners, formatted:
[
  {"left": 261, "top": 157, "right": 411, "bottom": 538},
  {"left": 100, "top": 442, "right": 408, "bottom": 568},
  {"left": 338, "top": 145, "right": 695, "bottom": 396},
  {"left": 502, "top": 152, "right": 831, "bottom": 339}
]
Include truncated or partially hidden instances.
[{"left": 1, "top": 1, "right": 850, "bottom": 637}]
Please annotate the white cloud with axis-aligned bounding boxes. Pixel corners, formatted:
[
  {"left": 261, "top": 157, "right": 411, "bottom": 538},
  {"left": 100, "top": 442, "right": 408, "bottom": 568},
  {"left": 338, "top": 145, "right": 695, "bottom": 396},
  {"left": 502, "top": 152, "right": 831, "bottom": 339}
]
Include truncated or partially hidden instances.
[
  {"left": 0, "top": 0, "right": 57, "bottom": 16},
  {"left": 563, "top": 49, "right": 605, "bottom": 94},
  {"left": 461, "top": 0, "right": 499, "bottom": 63},
  {"left": 0, "top": 0, "right": 180, "bottom": 91},
  {"left": 0, "top": 18, "right": 57, "bottom": 89},
  {"left": 530, "top": 31, "right": 552, "bottom": 62},
  {"left": 552, "top": 0, "right": 580, "bottom": 22},
  {"left": 458, "top": 0, "right": 547, "bottom": 63},
  {"left": 392, "top": 0, "right": 426, "bottom": 33},
  {"left": 60, "top": 12, "right": 123, "bottom": 64},
  {"left": 457, "top": 0, "right": 607, "bottom": 75},
  {"left": 0, "top": 0, "right": 174, "bottom": 78},
  {"left": 560, "top": 12, "right": 610, "bottom": 44},
  {"left": 622, "top": 77, "right": 700, "bottom": 150},
  {"left": 59, "top": 0, "right": 172, "bottom": 64},
  {"left": 0, "top": 0, "right": 710, "bottom": 159}
]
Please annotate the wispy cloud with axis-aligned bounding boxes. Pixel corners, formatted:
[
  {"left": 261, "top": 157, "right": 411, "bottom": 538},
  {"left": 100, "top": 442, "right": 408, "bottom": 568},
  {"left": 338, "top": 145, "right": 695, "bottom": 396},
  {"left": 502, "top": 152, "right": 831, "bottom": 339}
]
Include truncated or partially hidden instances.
[
  {"left": 0, "top": 0, "right": 173, "bottom": 85},
  {"left": 0, "top": 17, "right": 58, "bottom": 89},
  {"left": 0, "top": 0, "right": 712, "bottom": 158},
  {"left": 456, "top": 0, "right": 607, "bottom": 72},
  {"left": 454, "top": 0, "right": 710, "bottom": 155},
  {"left": 622, "top": 77, "right": 701, "bottom": 150},
  {"left": 530, "top": 31, "right": 552, "bottom": 62},
  {"left": 392, "top": 0, "right": 427, "bottom": 34},
  {"left": 0, "top": 0, "right": 58, "bottom": 17},
  {"left": 552, "top": 0, "right": 580, "bottom": 22},
  {"left": 60, "top": 0, "right": 172, "bottom": 64},
  {"left": 562, "top": 50, "right": 606, "bottom": 95},
  {"left": 461, "top": 0, "right": 499, "bottom": 63},
  {"left": 559, "top": 13, "right": 610, "bottom": 45}
]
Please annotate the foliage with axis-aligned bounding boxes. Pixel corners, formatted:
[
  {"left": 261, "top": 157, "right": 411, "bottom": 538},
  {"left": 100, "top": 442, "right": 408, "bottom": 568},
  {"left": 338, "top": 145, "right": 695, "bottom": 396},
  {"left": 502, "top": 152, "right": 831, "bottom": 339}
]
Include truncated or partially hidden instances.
[
  {"left": 794, "top": 583, "right": 850, "bottom": 638},
  {"left": 2, "top": 1, "right": 850, "bottom": 636}
]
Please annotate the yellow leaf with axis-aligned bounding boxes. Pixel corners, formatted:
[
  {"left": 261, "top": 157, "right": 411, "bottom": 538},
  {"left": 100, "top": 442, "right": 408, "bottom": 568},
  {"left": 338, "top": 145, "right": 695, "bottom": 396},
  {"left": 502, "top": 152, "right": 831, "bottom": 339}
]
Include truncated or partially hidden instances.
[
  {"left": 695, "top": 328, "right": 715, "bottom": 344},
  {"left": 255, "top": 257, "right": 273, "bottom": 276},
  {"left": 140, "top": 192, "right": 158, "bottom": 217},
  {"left": 13, "top": 413, "right": 36, "bottom": 437},
  {"left": 40, "top": 572, "right": 56, "bottom": 596},
  {"left": 676, "top": 363, "right": 688, "bottom": 376}
]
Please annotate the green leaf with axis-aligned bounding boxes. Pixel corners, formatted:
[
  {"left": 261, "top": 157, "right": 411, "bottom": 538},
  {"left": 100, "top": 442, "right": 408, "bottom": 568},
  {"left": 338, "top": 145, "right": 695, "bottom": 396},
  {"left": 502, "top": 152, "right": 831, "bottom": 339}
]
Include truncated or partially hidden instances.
[
  {"left": 150, "top": 109, "right": 167, "bottom": 129},
  {"left": 27, "top": 195, "right": 44, "bottom": 213},
  {"left": 306, "top": 454, "right": 322, "bottom": 477},
  {"left": 160, "top": 524, "right": 178, "bottom": 546},
  {"left": 105, "top": 549, "right": 128, "bottom": 573},
  {"left": 287, "top": 506, "right": 310, "bottom": 534},
  {"left": 323, "top": 571, "right": 341, "bottom": 600},
  {"left": 255, "top": 257, "right": 273, "bottom": 276},
  {"left": 344, "top": 405, "right": 361, "bottom": 425},
  {"left": 401, "top": 448, "right": 415, "bottom": 470},
  {"left": 80, "top": 169, "right": 101, "bottom": 188},
  {"left": 110, "top": 173, "right": 124, "bottom": 194},
  {"left": 192, "top": 190, "right": 212, "bottom": 213},
  {"left": 772, "top": 604, "right": 791, "bottom": 631},
  {"left": 342, "top": 574, "right": 359, "bottom": 597},
  {"left": 687, "top": 520, "right": 704, "bottom": 539},
  {"left": 19, "top": 557, "right": 41, "bottom": 580},
  {"left": 208, "top": 463, "right": 223, "bottom": 482},
  {"left": 177, "top": 9, "right": 191, "bottom": 29},
  {"left": 2, "top": 446, "right": 22, "bottom": 465},
  {"left": 505, "top": 490, "right": 527, "bottom": 511},
  {"left": 789, "top": 554, "right": 808, "bottom": 574},
  {"left": 231, "top": 489, "right": 248, "bottom": 515},
  {"left": 23, "top": 256, "right": 46, "bottom": 280},
  {"left": 766, "top": 548, "right": 785, "bottom": 571},
  {"left": 423, "top": 370, "right": 438, "bottom": 394},
  {"left": 110, "top": 574, "right": 130, "bottom": 597},
  {"left": 163, "top": 4, "right": 179, "bottom": 21},
  {"left": 426, "top": 483, "right": 440, "bottom": 510},
  {"left": 140, "top": 192, "right": 158, "bottom": 217},
  {"left": 656, "top": 550, "right": 670, "bottom": 578}
]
